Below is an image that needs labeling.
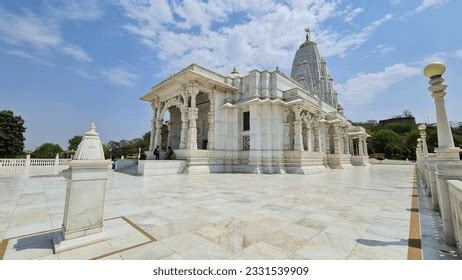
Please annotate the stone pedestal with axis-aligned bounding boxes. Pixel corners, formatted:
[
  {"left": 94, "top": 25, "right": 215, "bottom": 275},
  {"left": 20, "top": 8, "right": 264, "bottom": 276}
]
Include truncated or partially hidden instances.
[
  {"left": 425, "top": 160, "right": 439, "bottom": 211},
  {"left": 53, "top": 123, "right": 111, "bottom": 254},
  {"left": 448, "top": 180, "right": 462, "bottom": 255},
  {"left": 434, "top": 152, "right": 462, "bottom": 246}
]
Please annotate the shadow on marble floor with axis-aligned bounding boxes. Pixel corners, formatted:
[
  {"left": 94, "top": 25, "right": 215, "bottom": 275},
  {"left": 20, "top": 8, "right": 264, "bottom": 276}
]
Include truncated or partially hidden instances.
[
  {"left": 356, "top": 238, "right": 408, "bottom": 247},
  {"left": 13, "top": 231, "right": 56, "bottom": 251}
]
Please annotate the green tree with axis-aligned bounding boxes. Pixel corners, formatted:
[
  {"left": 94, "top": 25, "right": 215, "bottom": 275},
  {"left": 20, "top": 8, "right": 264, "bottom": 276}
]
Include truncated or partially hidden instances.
[
  {"left": 0, "top": 110, "right": 26, "bottom": 158},
  {"left": 371, "top": 129, "right": 400, "bottom": 154},
  {"left": 402, "top": 110, "right": 413, "bottom": 117},
  {"left": 106, "top": 131, "right": 150, "bottom": 159},
  {"left": 32, "top": 143, "right": 63, "bottom": 158},
  {"left": 68, "top": 135, "right": 83, "bottom": 151}
]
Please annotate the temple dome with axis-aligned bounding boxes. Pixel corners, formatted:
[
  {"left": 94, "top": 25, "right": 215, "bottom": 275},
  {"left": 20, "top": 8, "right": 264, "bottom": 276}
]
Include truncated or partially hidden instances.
[{"left": 290, "top": 29, "right": 338, "bottom": 108}]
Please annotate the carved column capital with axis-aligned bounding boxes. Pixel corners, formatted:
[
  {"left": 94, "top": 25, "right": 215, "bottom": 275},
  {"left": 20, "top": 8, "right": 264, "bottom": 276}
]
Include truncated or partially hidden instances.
[
  {"left": 187, "top": 81, "right": 200, "bottom": 96},
  {"left": 292, "top": 106, "right": 303, "bottom": 121}
]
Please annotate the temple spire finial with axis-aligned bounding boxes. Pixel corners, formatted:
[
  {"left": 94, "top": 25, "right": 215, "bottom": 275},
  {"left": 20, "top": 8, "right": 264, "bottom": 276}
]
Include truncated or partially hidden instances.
[{"left": 304, "top": 27, "right": 310, "bottom": 41}]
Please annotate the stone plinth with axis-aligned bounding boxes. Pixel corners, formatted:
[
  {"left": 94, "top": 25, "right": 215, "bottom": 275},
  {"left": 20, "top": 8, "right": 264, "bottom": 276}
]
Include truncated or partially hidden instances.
[
  {"left": 448, "top": 180, "right": 462, "bottom": 255},
  {"left": 425, "top": 161, "right": 439, "bottom": 211},
  {"left": 326, "top": 154, "right": 352, "bottom": 169},
  {"left": 435, "top": 159, "right": 462, "bottom": 246},
  {"left": 137, "top": 160, "right": 187, "bottom": 175},
  {"left": 53, "top": 160, "right": 111, "bottom": 253},
  {"left": 284, "top": 151, "right": 327, "bottom": 174},
  {"left": 350, "top": 155, "right": 369, "bottom": 166},
  {"left": 53, "top": 123, "right": 111, "bottom": 254}
]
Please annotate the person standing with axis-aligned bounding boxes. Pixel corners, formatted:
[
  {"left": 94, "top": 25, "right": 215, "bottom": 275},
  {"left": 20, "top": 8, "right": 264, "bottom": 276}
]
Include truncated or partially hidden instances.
[
  {"left": 165, "top": 146, "right": 175, "bottom": 160},
  {"left": 154, "top": 146, "right": 160, "bottom": 160}
]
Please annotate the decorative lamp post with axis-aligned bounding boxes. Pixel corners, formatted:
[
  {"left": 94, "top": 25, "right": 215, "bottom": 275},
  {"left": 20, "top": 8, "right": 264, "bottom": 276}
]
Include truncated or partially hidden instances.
[
  {"left": 418, "top": 125, "right": 429, "bottom": 157},
  {"left": 423, "top": 62, "right": 460, "bottom": 159},
  {"left": 423, "top": 62, "right": 462, "bottom": 246}
]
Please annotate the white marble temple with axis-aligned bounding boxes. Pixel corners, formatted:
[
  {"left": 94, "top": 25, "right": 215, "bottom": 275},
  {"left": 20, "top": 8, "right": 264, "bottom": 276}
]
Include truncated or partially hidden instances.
[{"left": 140, "top": 32, "right": 370, "bottom": 174}]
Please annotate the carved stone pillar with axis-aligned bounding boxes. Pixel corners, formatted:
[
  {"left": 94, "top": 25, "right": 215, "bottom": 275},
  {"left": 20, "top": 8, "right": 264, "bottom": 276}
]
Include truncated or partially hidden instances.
[
  {"left": 293, "top": 106, "right": 303, "bottom": 151},
  {"left": 332, "top": 124, "right": 341, "bottom": 154},
  {"left": 207, "top": 91, "right": 215, "bottom": 150},
  {"left": 314, "top": 124, "right": 321, "bottom": 152},
  {"left": 167, "top": 121, "right": 172, "bottom": 148},
  {"left": 187, "top": 82, "right": 199, "bottom": 150},
  {"left": 154, "top": 118, "right": 163, "bottom": 149},
  {"left": 325, "top": 125, "right": 331, "bottom": 154},
  {"left": 363, "top": 137, "right": 368, "bottom": 156},
  {"left": 179, "top": 94, "right": 189, "bottom": 149},
  {"left": 179, "top": 109, "right": 188, "bottom": 149},
  {"left": 343, "top": 134, "right": 349, "bottom": 154},
  {"left": 307, "top": 127, "right": 313, "bottom": 151},
  {"left": 358, "top": 137, "right": 364, "bottom": 156},
  {"left": 349, "top": 137, "right": 354, "bottom": 155},
  {"left": 283, "top": 108, "right": 290, "bottom": 150},
  {"left": 149, "top": 101, "right": 157, "bottom": 150}
]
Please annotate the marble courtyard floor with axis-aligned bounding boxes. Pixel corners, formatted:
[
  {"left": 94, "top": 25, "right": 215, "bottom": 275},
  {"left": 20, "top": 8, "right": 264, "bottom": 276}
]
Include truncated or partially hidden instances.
[{"left": 0, "top": 165, "right": 427, "bottom": 260}]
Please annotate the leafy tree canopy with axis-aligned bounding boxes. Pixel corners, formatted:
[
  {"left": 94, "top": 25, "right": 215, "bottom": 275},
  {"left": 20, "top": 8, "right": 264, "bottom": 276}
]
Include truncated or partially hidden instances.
[
  {"left": 106, "top": 131, "right": 150, "bottom": 159},
  {"left": 0, "top": 110, "right": 26, "bottom": 158},
  {"left": 352, "top": 110, "right": 462, "bottom": 160},
  {"left": 68, "top": 135, "right": 83, "bottom": 151},
  {"left": 32, "top": 143, "right": 63, "bottom": 158}
]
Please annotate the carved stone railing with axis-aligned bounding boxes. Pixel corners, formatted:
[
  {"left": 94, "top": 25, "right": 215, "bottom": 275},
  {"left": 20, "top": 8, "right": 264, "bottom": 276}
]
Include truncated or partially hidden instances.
[
  {"left": 0, "top": 157, "right": 72, "bottom": 177},
  {"left": 0, "top": 158, "right": 71, "bottom": 167},
  {"left": 0, "top": 159, "right": 26, "bottom": 167},
  {"left": 448, "top": 180, "right": 462, "bottom": 254}
]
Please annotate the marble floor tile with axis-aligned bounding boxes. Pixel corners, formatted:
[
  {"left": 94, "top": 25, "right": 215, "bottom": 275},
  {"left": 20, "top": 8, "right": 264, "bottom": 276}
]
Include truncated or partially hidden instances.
[
  {"left": 242, "top": 241, "right": 291, "bottom": 260},
  {"left": 179, "top": 241, "right": 233, "bottom": 260},
  {"left": 57, "top": 241, "right": 115, "bottom": 260},
  {"left": 160, "top": 232, "right": 207, "bottom": 252},
  {"left": 311, "top": 232, "right": 358, "bottom": 254},
  {"left": 261, "top": 230, "right": 310, "bottom": 253},
  {"left": 295, "top": 241, "right": 350, "bottom": 260},
  {"left": 119, "top": 241, "right": 174, "bottom": 260}
]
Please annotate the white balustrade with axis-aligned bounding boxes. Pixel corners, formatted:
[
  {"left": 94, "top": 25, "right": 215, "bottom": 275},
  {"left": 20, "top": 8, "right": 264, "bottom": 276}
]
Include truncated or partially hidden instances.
[
  {"left": 0, "top": 156, "right": 72, "bottom": 177},
  {"left": 448, "top": 180, "right": 462, "bottom": 254}
]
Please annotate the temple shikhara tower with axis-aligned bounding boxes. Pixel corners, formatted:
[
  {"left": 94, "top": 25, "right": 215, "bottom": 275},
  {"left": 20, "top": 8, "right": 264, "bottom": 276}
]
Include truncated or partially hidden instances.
[{"left": 141, "top": 30, "right": 370, "bottom": 174}]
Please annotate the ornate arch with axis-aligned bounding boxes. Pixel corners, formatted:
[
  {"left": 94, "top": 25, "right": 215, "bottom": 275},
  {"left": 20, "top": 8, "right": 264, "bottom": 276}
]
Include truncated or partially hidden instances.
[{"left": 160, "top": 96, "right": 183, "bottom": 116}]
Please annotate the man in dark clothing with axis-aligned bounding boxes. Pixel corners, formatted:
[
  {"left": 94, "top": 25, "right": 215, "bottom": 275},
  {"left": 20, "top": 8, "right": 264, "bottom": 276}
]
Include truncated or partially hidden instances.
[
  {"left": 154, "top": 146, "right": 160, "bottom": 160},
  {"left": 165, "top": 146, "right": 175, "bottom": 160}
]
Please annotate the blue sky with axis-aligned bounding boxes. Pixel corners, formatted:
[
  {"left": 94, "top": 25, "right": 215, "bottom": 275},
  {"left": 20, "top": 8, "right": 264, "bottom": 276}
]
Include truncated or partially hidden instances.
[{"left": 0, "top": 0, "right": 461, "bottom": 150}]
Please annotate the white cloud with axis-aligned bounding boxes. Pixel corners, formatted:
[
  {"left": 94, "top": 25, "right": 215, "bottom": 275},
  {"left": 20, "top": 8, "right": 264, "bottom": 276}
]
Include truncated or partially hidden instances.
[
  {"left": 101, "top": 67, "right": 138, "bottom": 86},
  {"left": 0, "top": 4, "right": 94, "bottom": 63},
  {"left": 5, "top": 49, "right": 55, "bottom": 67},
  {"left": 336, "top": 63, "right": 420, "bottom": 105},
  {"left": 70, "top": 68, "right": 94, "bottom": 79},
  {"left": 316, "top": 14, "right": 393, "bottom": 57},
  {"left": 60, "top": 44, "right": 92, "bottom": 62},
  {"left": 118, "top": 1, "right": 389, "bottom": 74},
  {"left": 421, "top": 51, "right": 449, "bottom": 64},
  {"left": 374, "top": 44, "right": 395, "bottom": 55},
  {"left": 45, "top": 0, "right": 104, "bottom": 21},
  {"left": 344, "top": 6, "right": 364, "bottom": 23},
  {"left": 391, "top": 0, "right": 400, "bottom": 5},
  {"left": 415, "top": 0, "right": 448, "bottom": 13},
  {"left": 0, "top": 8, "right": 62, "bottom": 49},
  {"left": 454, "top": 50, "right": 462, "bottom": 59}
]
